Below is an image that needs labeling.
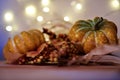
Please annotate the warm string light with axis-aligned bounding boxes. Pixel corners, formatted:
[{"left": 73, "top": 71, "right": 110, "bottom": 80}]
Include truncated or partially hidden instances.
[
  {"left": 42, "top": 7, "right": 50, "bottom": 12},
  {"left": 111, "top": 0, "right": 120, "bottom": 9},
  {"left": 6, "top": 26, "right": 13, "bottom": 31},
  {"left": 3, "top": 0, "right": 80, "bottom": 32},
  {"left": 37, "top": 16, "right": 44, "bottom": 22},
  {"left": 3, "top": 0, "right": 120, "bottom": 32},
  {"left": 5, "top": 24, "right": 19, "bottom": 32},
  {"left": 64, "top": 16, "right": 70, "bottom": 22},
  {"left": 104, "top": 0, "right": 120, "bottom": 17},
  {"left": 41, "top": 0, "right": 50, "bottom": 13},
  {"left": 71, "top": 0, "right": 82, "bottom": 10},
  {"left": 25, "top": 5, "right": 37, "bottom": 17},
  {"left": 41, "top": 0, "right": 50, "bottom": 6},
  {"left": 4, "top": 12, "right": 14, "bottom": 22},
  {"left": 75, "top": 3, "right": 82, "bottom": 10}
]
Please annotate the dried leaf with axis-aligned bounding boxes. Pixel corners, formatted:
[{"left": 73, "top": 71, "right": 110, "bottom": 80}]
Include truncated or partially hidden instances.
[
  {"left": 26, "top": 51, "right": 39, "bottom": 58},
  {"left": 83, "top": 44, "right": 120, "bottom": 64}
]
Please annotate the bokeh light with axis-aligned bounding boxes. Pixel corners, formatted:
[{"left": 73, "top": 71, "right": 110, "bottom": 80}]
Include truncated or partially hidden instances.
[
  {"left": 64, "top": 16, "right": 70, "bottom": 21},
  {"left": 4, "top": 12, "right": 14, "bottom": 22},
  {"left": 25, "top": 5, "right": 37, "bottom": 17},
  {"left": 37, "top": 16, "right": 44, "bottom": 22},
  {"left": 6, "top": 26, "right": 13, "bottom": 31},
  {"left": 41, "top": 0, "right": 50, "bottom": 6},
  {"left": 75, "top": 3, "right": 82, "bottom": 10},
  {"left": 43, "top": 7, "right": 50, "bottom": 12},
  {"left": 111, "top": 0, "right": 120, "bottom": 9}
]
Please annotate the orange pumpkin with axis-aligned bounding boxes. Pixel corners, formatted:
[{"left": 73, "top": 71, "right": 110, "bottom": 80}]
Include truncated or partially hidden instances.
[
  {"left": 3, "top": 29, "right": 45, "bottom": 63},
  {"left": 68, "top": 17, "right": 118, "bottom": 54}
]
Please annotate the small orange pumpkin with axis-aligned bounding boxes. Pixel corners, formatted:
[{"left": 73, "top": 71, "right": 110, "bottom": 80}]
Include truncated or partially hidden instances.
[
  {"left": 3, "top": 29, "right": 45, "bottom": 63},
  {"left": 68, "top": 17, "right": 118, "bottom": 53}
]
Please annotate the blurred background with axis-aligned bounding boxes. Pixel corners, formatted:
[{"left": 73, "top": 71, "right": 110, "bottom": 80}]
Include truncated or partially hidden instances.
[{"left": 0, "top": 0, "right": 120, "bottom": 60}]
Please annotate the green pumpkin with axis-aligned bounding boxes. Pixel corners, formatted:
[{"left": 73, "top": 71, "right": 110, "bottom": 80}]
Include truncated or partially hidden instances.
[{"left": 68, "top": 17, "right": 118, "bottom": 54}]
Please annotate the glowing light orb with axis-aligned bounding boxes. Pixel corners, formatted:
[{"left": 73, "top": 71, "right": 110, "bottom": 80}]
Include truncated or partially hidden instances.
[
  {"left": 6, "top": 26, "right": 13, "bottom": 31},
  {"left": 37, "top": 16, "right": 43, "bottom": 22},
  {"left": 41, "top": 0, "right": 50, "bottom": 6},
  {"left": 4, "top": 12, "right": 14, "bottom": 22},
  {"left": 25, "top": 5, "right": 37, "bottom": 17},
  {"left": 111, "top": 0, "right": 120, "bottom": 9},
  {"left": 75, "top": 3, "right": 82, "bottom": 10},
  {"left": 43, "top": 7, "right": 50, "bottom": 12},
  {"left": 64, "top": 16, "right": 70, "bottom": 21}
]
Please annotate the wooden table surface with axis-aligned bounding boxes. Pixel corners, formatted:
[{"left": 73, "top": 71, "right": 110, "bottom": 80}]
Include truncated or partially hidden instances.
[{"left": 0, "top": 61, "right": 120, "bottom": 80}]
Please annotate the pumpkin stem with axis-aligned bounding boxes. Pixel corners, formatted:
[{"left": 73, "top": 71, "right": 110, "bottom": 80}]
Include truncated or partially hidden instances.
[{"left": 94, "top": 17, "right": 103, "bottom": 30}]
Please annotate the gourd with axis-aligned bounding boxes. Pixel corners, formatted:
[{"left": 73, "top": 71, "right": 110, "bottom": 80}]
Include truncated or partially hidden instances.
[
  {"left": 3, "top": 29, "right": 45, "bottom": 63},
  {"left": 68, "top": 17, "right": 118, "bottom": 53}
]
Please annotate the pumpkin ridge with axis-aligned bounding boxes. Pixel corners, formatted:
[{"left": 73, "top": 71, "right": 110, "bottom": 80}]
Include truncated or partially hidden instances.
[
  {"left": 97, "top": 30, "right": 110, "bottom": 45},
  {"left": 7, "top": 38, "right": 17, "bottom": 53},
  {"left": 20, "top": 31, "right": 36, "bottom": 51},
  {"left": 18, "top": 33, "right": 28, "bottom": 51},
  {"left": 87, "top": 20, "right": 94, "bottom": 27},
  {"left": 32, "top": 30, "right": 45, "bottom": 44},
  {"left": 73, "top": 23, "right": 90, "bottom": 29},
  {"left": 29, "top": 30, "right": 41, "bottom": 46},
  {"left": 83, "top": 31, "right": 96, "bottom": 53},
  {"left": 76, "top": 27, "right": 91, "bottom": 33},
  {"left": 93, "top": 31, "right": 98, "bottom": 47},
  {"left": 81, "top": 31, "right": 92, "bottom": 45},
  {"left": 76, "top": 20, "right": 92, "bottom": 27},
  {"left": 14, "top": 34, "right": 28, "bottom": 54},
  {"left": 79, "top": 20, "right": 92, "bottom": 27},
  {"left": 11, "top": 38, "right": 20, "bottom": 54}
]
